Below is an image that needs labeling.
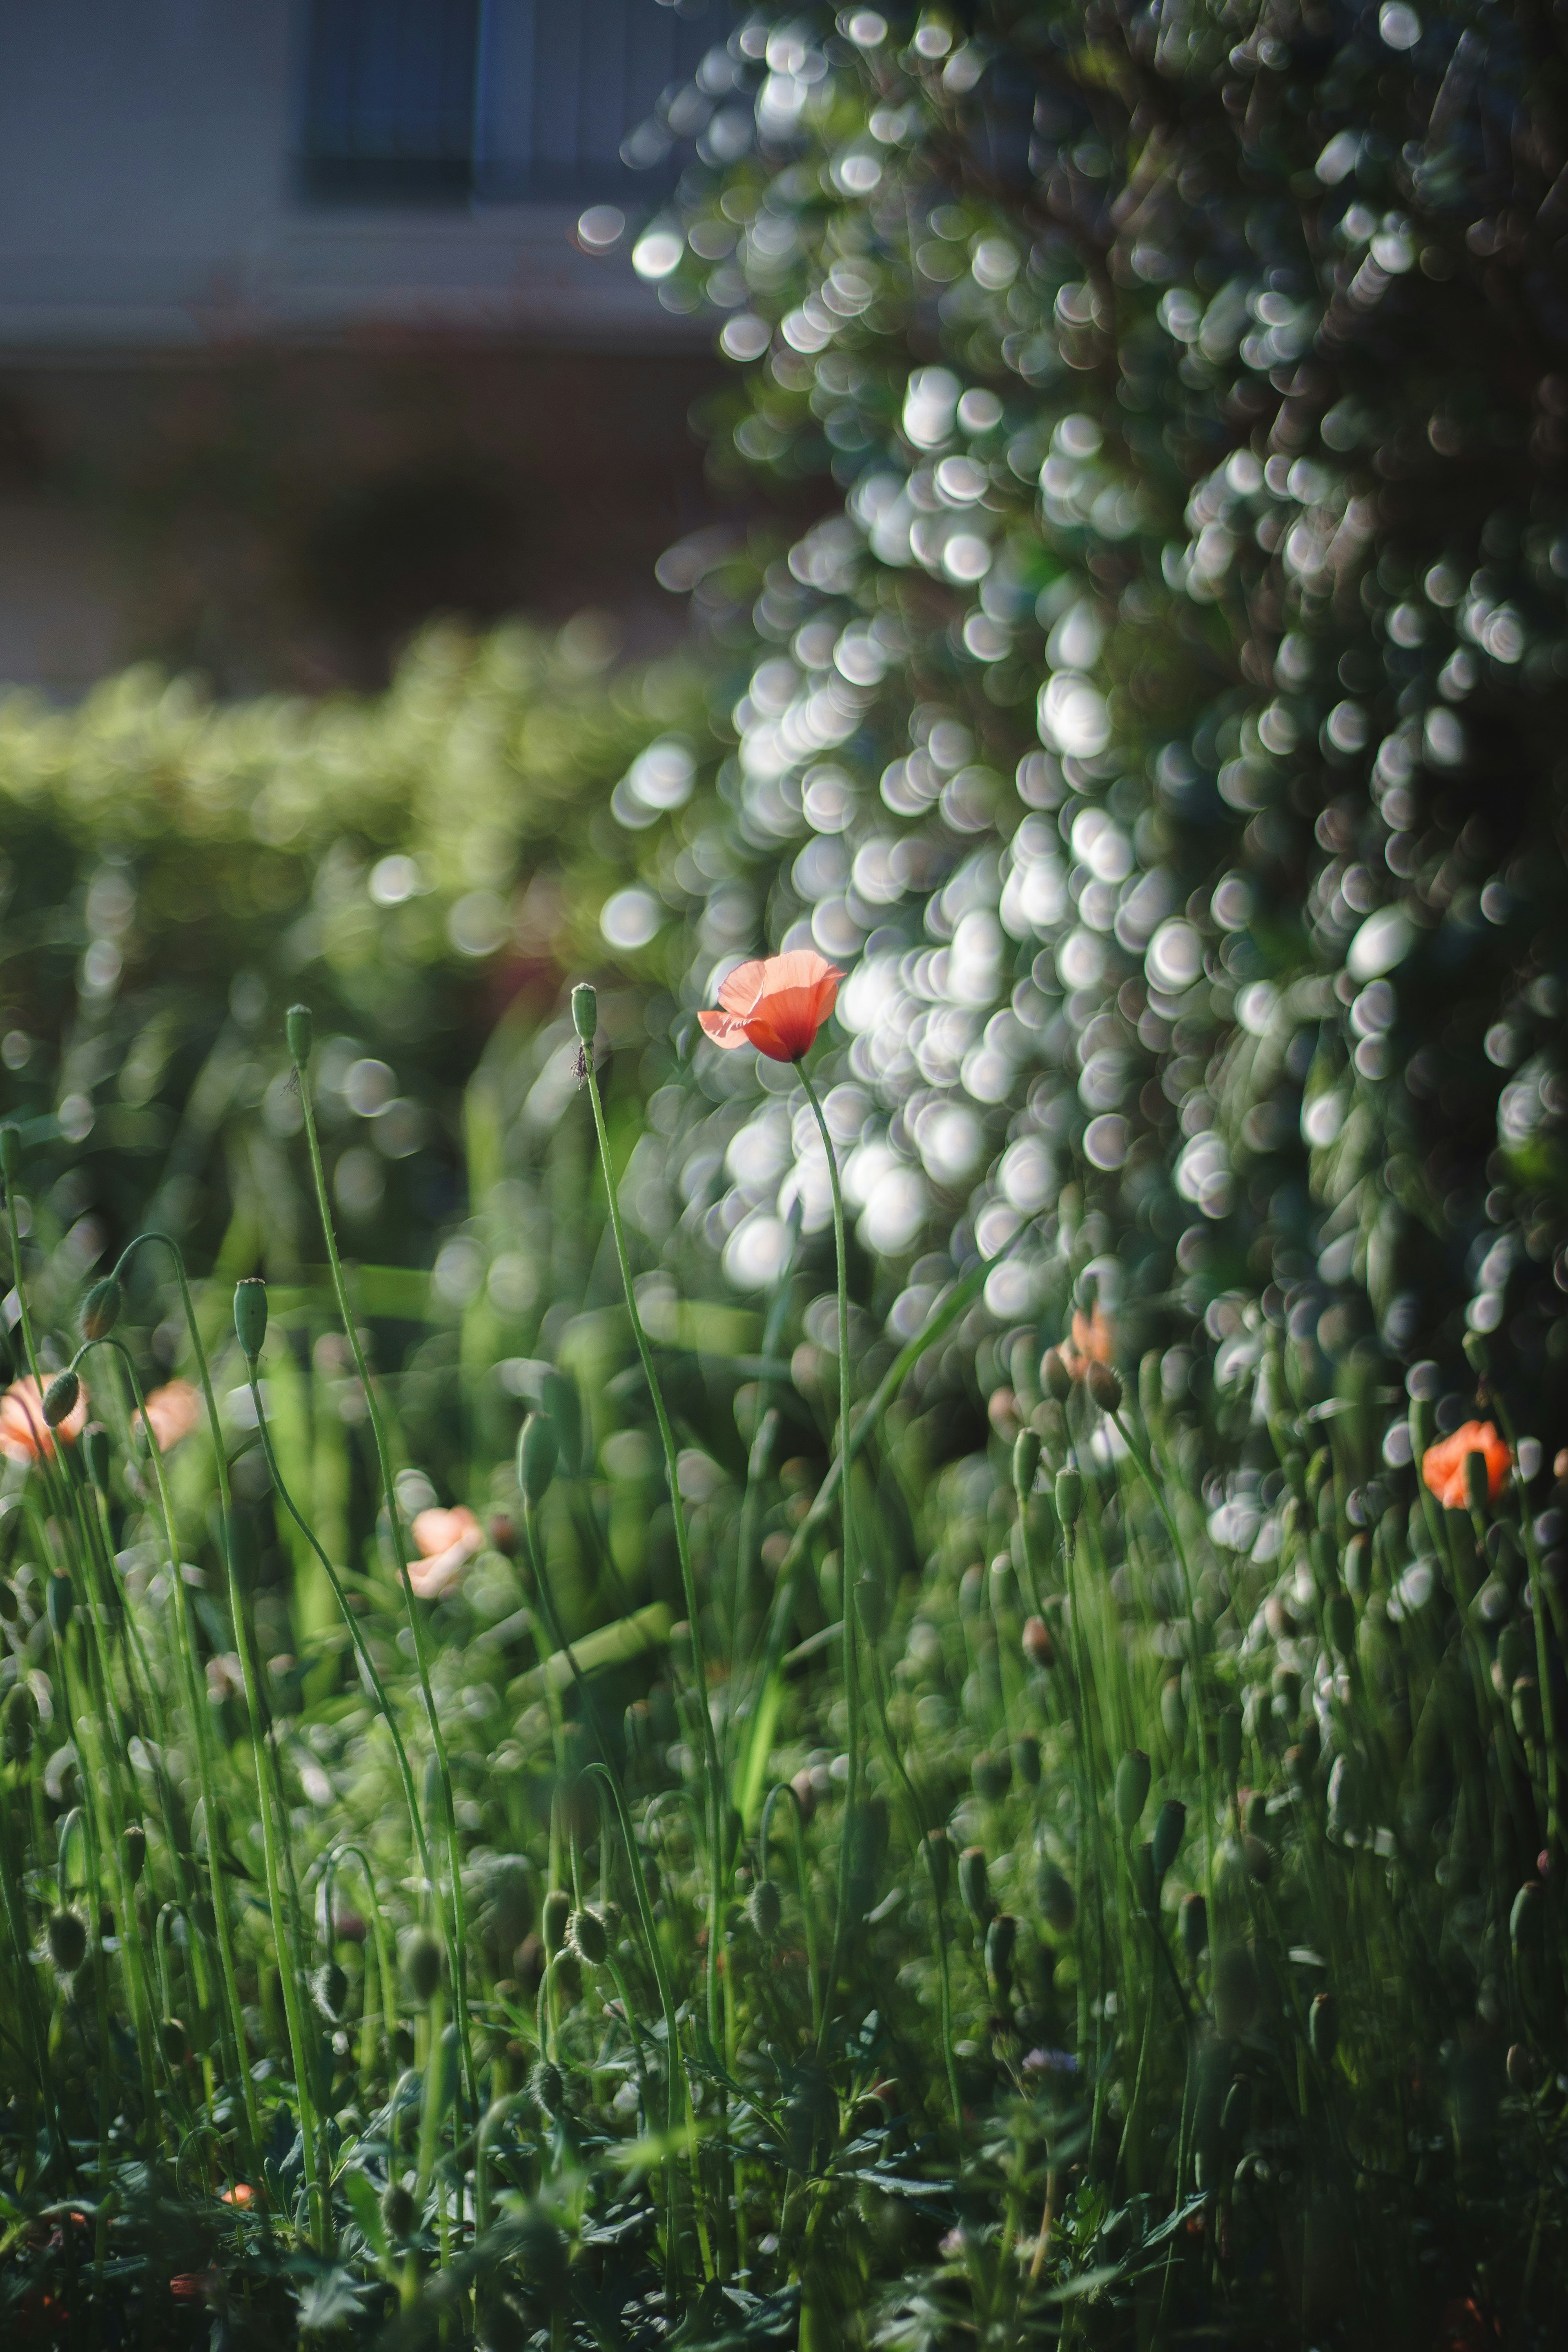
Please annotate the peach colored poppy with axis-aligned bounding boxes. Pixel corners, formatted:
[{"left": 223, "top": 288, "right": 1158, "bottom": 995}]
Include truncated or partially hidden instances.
[
  {"left": 698, "top": 950, "right": 843, "bottom": 1063},
  {"left": 408, "top": 1503, "right": 484, "bottom": 1600},
  {"left": 1421, "top": 1418, "right": 1511, "bottom": 1511},
  {"left": 134, "top": 1379, "right": 201, "bottom": 1454},
  {"left": 1062, "top": 1303, "right": 1114, "bottom": 1381},
  {"left": 0, "top": 1375, "right": 88, "bottom": 1465}
]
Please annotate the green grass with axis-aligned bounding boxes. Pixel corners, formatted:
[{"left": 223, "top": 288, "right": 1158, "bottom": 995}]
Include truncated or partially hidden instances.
[{"left": 0, "top": 1007, "right": 1562, "bottom": 2351}]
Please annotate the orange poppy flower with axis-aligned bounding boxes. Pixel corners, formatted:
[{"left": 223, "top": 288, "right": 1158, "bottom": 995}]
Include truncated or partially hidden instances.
[
  {"left": 1421, "top": 1418, "right": 1511, "bottom": 1511},
  {"left": 698, "top": 950, "right": 843, "bottom": 1063},
  {"left": 408, "top": 1503, "right": 484, "bottom": 1600},
  {"left": 1062, "top": 1303, "right": 1114, "bottom": 1380},
  {"left": 134, "top": 1379, "right": 202, "bottom": 1454},
  {"left": 0, "top": 1375, "right": 88, "bottom": 1465}
]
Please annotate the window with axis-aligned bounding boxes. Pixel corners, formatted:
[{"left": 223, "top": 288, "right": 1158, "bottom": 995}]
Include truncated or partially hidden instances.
[{"left": 301, "top": 0, "right": 482, "bottom": 203}]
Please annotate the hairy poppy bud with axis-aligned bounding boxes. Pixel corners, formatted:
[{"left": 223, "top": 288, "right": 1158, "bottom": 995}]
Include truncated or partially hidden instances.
[
  {"left": 42, "top": 1370, "right": 79, "bottom": 1429},
  {"left": 518, "top": 1412, "right": 558, "bottom": 1506},
  {"left": 1055, "top": 1467, "right": 1082, "bottom": 1527},
  {"left": 923, "top": 1826, "right": 951, "bottom": 1903},
  {"left": 571, "top": 983, "right": 597, "bottom": 1044},
  {"left": 1041, "top": 1347, "right": 1072, "bottom": 1403},
  {"left": 313, "top": 1961, "right": 349, "bottom": 2024},
  {"left": 382, "top": 2181, "right": 416, "bottom": 2239},
  {"left": 0, "top": 1124, "right": 20, "bottom": 1182},
  {"left": 234, "top": 1277, "right": 268, "bottom": 1362},
  {"left": 47, "top": 1574, "right": 74, "bottom": 1636},
  {"left": 83, "top": 1423, "right": 111, "bottom": 1489},
  {"left": 1115, "top": 1749, "right": 1151, "bottom": 1834},
  {"left": 402, "top": 1928, "right": 442, "bottom": 2006},
  {"left": 1180, "top": 1892, "right": 1208, "bottom": 1967},
  {"left": 1086, "top": 1360, "right": 1123, "bottom": 1416},
  {"left": 958, "top": 1844, "right": 992, "bottom": 1925},
  {"left": 47, "top": 1909, "right": 87, "bottom": 1975},
  {"left": 1012, "top": 1427, "right": 1041, "bottom": 1496},
  {"left": 1022, "top": 1614, "right": 1054, "bottom": 1670},
  {"left": 985, "top": 1912, "right": 1017, "bottom": 1999},
  {"left": 122, "top": 1823, "right": 147, "bottom": 1885},
  {"left": 568, "top": 1906, "right": 608, "bottom": 1967},
  {"left": 542, "top": 1888, "right": 571, "bottom": 1957},
  {"left": 972, "top": 1749, "right": 1011, "bottom": 1803},
  {"left": 1152, "top": 1798, "right": 1186, "bottom": 1880},
  {"left": 530, "top": 2058, "right": 566, "bottom": 2117},
  {"left": 285, "top": 1004, "right": 313, "bottom": 1066},
  {"left": 80, "top": 1275, "right": 121, "bottom": 1344},
  {"left": 748, "top": 1879, "right": 782, "bottom": 1939},
  {"left": 1309, "top": 1991, "right": 1339, "bottom": 2066},
  {"left": 1013, "top": 1733, "right": 1041, "bottom": 1789}
]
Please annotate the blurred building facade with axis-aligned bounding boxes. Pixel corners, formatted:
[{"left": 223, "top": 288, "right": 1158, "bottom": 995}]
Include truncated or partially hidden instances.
[{"left": 0, "top": 0, "right": 728, "bottom": 693}]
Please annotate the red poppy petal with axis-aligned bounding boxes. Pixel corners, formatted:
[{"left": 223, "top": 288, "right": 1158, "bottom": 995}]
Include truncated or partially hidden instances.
[
  {"left": 716, "top": 959, "right": 770, "bottom": 1016},
  {"left": 698, "top": 1009, "right": 753, "bottom": 1049}
]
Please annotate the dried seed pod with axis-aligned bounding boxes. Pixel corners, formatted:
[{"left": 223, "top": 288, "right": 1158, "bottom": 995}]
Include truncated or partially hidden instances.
[
  {"left": 1180, "top": 1892, "right": 1208, "bottom": 1967},
  {"left": 748, "top": 1879, "right": 782, "bottom": 1939},
  {"left": 1152, "top": 1798, "right": 1186, "bottom": 1881},
  {"left": 567, "top": 1907, "right": 608, "bottom": 1968},
  {"left": 1309, "top": 1992, "right": 1339, "bottom": 2066},
  {"left": 42, "top": 1371, "right": 79, "bottom": 1429},
  {"left": 47, "top": 1909, "right": 88, "bottom": 1975},
  {"left": 1041, "top": 1347, "right": 1073, "bottom": 1404},
  {"left": 1114, "top": 1750, "right": 1151, "bottom": 1834},
  {"left": 1086, "top": 1360, "right": 1122, "bottom": 1416},
  {"left": 1021, "top": 1614, "right": 1054, "bottom": 1669},
  {"left": 79, "top": 1275, "right": 121, "bottom": 1344},
  {"left": 958, "top": 1844, "right": 992, "bottom": 1926},
  {"left": 402, "top": 1928, "right": 442, "bottom": 2006}
]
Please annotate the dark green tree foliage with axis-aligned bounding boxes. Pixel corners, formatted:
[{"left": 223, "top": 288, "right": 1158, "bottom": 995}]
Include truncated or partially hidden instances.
[{"left": 620, "top": 0, "right": 1568, "bottom": 1454}]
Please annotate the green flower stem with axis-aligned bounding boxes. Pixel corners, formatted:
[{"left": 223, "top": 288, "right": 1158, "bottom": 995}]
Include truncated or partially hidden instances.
[
  {"left": 86, "top": 1333, "right": 259, "bottom": 2171},
  {"left": 760, "top": 1781, "right": 822, "bottom": 2042},
  {"left": 287, "top": 1063, "right": 479, "bottom": 2144},
  {"left": 1111, "top": 1410, "right": 1216, "bottom": 1893},
  {"left": 579, "top": 1051, "right": 725, "bottom": 2057},
  {"left": 796, "top": 1061, "right": 861, "bottom": 2052}
]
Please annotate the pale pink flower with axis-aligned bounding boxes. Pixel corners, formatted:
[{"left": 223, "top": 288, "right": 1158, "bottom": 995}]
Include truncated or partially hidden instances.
[
  {"left": 0, "top": 1375, "right": 88, "bottom": 1465},
  {"left": 408, "top": 1504, "right": 483, "bottom": 1600},
  {"left": 134, "top": 1379, "right": 202, "bottom": 1454}
]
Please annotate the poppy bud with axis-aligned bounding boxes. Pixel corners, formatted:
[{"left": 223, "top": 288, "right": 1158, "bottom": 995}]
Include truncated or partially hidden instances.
[
  {"left": 1326, "top": 1589, "right": 1356, "bottom": 1660},
  {"left": 553, "top": 1949, "right": 584, "bottom": 2006},
  {"left": 1022, "top": 1614, "right": 1054, "bottom": 1669},
  {"left": 1115, "top": 1749, "right": 1151, "bottom": 1834},
  {"left": 530, "top": 2058, "right": 566, "bottom": 2117},
  {"left": 1213, "top": 1943, "right": 1260, "bottom": 2038},
  {"left": 1055, "top": 1468, "right": 1082, "bottom": 1527},
  {"left": 47, "top": 1574, "right": 74, "bottom": 1636},
  {"left": 47, "top": 1909, "right": 87, "bottom": 1974},
  {"left": 402, "top": 1928, "right": 442, "bottom": 2006},
  {"left": 571, "top": 983, "right": 597, "bottom": 1044},
  {"left": 1217, "top": 1706, "right": 1243, "bottom": 1782},
  {"left": 1041, "top": 1347, "right": 1072, "bottom": 1403},
  {"left": 542, "top": 1888, "right": 572, "bottom": 1957},
  {"left": 42, "top": 1370, "right": 79, "bottom": 1429},
  {"left": 1242, "top": 1833, "right": 1273, "bottom": 1883},
  {"left": 1510, "top": 1879, "right": 1544, "bottom": 1958},
  {"left": 233, "top": 1277, "right": 268, "bottom": 1363},
  {"left": 1512, "top": 1676, "right": 1544, "bottom": 1746},
  {"left": 285, "top": 1004, "right": 313, "bottom": 1066},
  {"left": 958, "top": 1844, "right": 992, "bottom": 1925},
  {"left": 1012, "top": 1428, "right": 1041, "bottom": 1496},
  {"left": 985, "top": 1911, "right": 1017, "bottom": 1999},
  {"left": 518, "top": 1412, "right": 558, "bottom": 1506},
  {"left": 791, "top": 1767, "right": 817, "bottom": 1826},
  {"left": 748, "top": 1879, "right": 782, "bottom": 1939},
  {"left": 159, "top": 2016, "right": 188, "bottom": 2065},
  {"left": 0, "top": 1125, "right": 19, "bottom": 1182},
  {"left": 80, "top": 1275, "right": 121, "bottom": 1344},
  {"left": 312, "top": 1961, "right": 349, "bottom": 2024},
  {"left": 1013, "top": 1733, "right": 1041, "bottom": 1789},
  {"left": 1086, "top": 1361, "right": 1123, "bottom": 1416},
  {"left": 568, "top": 1906, "right": 608, "bottom": 1967},
  {"left": 122, "top": 1823, "right": 147, "bottom": 1885},
  {"left": 1180, "top": 1891, "right": 1208, "bottom": 1966},
  {"left": 1463, "top": 1329, "right": 1489, "bottom": 1378},
  {"left": 1152, "top": 1798, "right": 1185, "bottom": 1880},
  {"left": 83, "top": 1423, "right": 111, "bottom": 1489},
  {"left": 1037, "top": 1859, "right": 1076, "bottom": 1933},
  {"left": 1507, "top": 2041, "right": 1538, "bottom": 2094},
  {"left": 923, "top": 1826, "right": 951, "bottom": 1902},
  {"left": 1309, "top": 1992, "right": 1338, "bottom": 2066},
  {"left": 972, "top": 1750, "right": 1012, "bottom": 1803},
  {"left": 382, "top": 2181, "right": 417, "bottom": 2239}
]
